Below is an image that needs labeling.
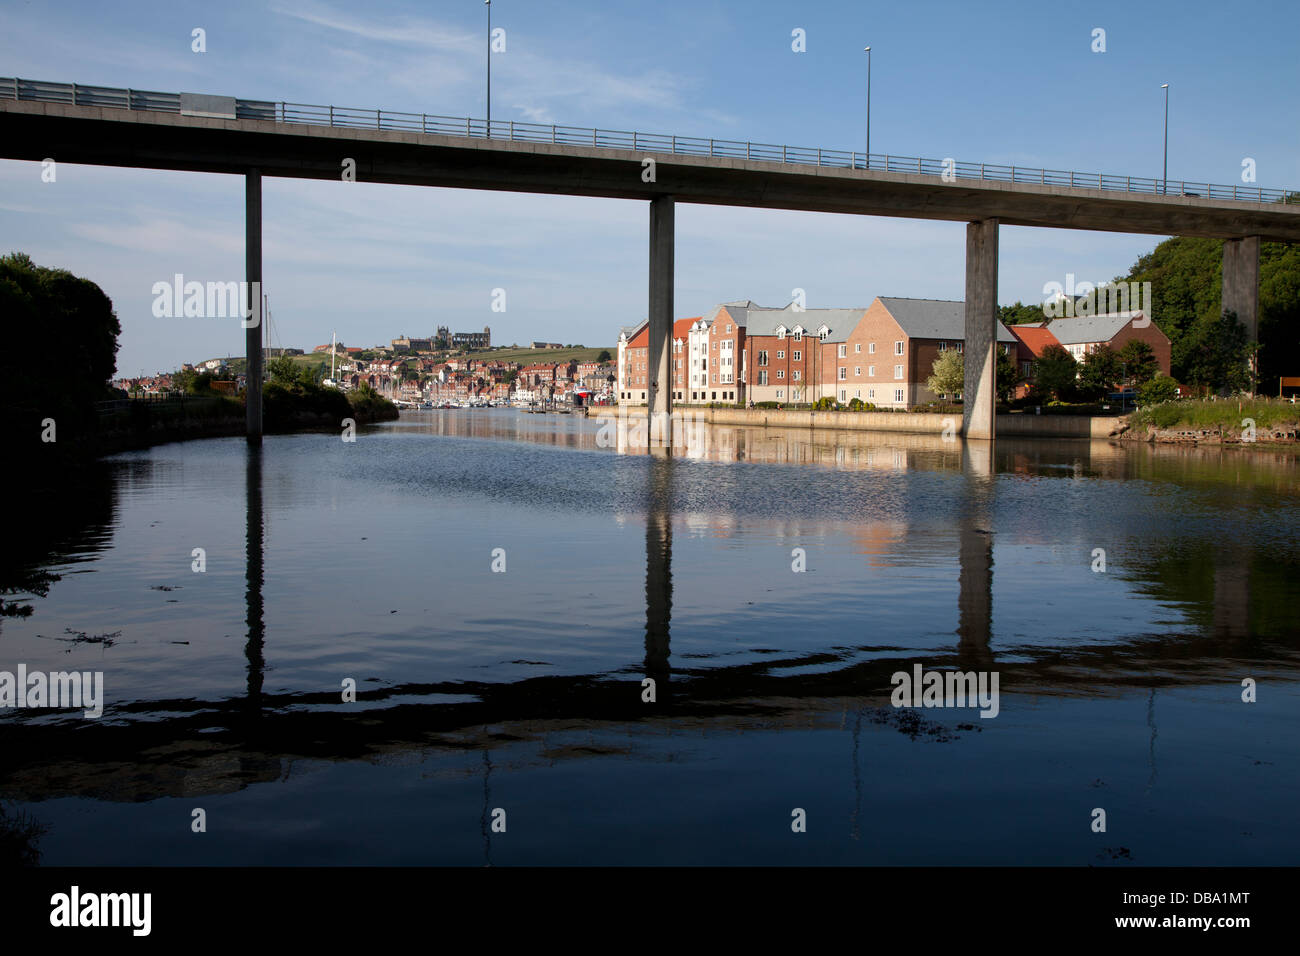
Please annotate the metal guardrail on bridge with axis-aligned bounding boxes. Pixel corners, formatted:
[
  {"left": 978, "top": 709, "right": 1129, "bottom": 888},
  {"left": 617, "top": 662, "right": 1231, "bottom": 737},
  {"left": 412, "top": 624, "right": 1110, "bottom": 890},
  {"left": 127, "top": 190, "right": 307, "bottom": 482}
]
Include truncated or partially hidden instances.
[{"left": 4, "top": 75, "right": 1296, "bottom": 206}]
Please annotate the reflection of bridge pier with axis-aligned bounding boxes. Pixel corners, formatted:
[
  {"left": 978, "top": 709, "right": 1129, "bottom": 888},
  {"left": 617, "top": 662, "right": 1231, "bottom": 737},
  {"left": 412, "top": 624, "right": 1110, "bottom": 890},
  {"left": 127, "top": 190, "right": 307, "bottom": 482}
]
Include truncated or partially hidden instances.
[
  {"left": 644, "top": 452, "right": 674, "bottom": 686},
  {"left": 957, "top": 441, "right": 994, "bottom": 669},
  {"left": 244, "top": 444, "right": 265, "bottom": 712}
]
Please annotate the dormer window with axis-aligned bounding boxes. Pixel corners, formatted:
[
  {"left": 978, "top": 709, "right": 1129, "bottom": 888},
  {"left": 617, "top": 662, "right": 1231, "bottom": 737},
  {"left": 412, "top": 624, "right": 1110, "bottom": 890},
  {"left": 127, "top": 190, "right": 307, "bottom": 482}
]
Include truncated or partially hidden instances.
[
  {"left": 776, "top": 326, "right": 787, "bottom": 339},
  {"left": 818, "top": 325, "right": 830, "bottom": 340},
  {"left": 792, "top": 326, "right": 804, "bottom": 341}
]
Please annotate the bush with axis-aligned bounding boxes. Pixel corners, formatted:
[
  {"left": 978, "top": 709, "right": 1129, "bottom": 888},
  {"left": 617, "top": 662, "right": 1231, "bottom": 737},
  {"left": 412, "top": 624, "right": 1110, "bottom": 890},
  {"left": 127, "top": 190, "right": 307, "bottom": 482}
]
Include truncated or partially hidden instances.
[{"left": 1138, "top": 374, "right": 1179, "bottom": 406}]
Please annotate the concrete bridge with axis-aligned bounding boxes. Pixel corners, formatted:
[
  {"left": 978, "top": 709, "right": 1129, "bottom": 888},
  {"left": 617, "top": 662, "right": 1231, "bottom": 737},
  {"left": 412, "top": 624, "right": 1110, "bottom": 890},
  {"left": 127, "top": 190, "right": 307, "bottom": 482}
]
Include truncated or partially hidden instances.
[{"left": 3, "top": 77, "right": 1297, "bottom": 442}]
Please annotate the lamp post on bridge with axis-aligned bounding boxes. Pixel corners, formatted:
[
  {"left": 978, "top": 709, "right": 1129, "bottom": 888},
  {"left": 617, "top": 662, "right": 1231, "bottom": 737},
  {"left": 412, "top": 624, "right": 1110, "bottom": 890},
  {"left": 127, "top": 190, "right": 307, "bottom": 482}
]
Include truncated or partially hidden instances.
[
  {"left": 485, "top": 0, "right": 492, "bottom": 136},
  {"left": 1161, "top": 83, "right": 1169, "bottom": 195},
  {"left": 864, "top": 46, "right": 872, "bottom": 169}
]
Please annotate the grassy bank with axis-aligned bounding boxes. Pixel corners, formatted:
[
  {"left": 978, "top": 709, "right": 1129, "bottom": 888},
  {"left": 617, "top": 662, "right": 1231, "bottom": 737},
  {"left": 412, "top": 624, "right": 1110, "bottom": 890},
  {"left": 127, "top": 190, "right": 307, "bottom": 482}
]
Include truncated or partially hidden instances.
[{"left": 1128, "top": 397, "right": 1300, "bottom": 435}]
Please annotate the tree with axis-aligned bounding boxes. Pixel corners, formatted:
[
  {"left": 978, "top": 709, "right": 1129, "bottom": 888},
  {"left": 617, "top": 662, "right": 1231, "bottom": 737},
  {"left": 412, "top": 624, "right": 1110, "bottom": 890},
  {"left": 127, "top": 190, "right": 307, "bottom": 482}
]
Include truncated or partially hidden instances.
[
  {"left": 926, "top": 349, "right": 963, "bottom": 398},
  {"left": 1, "top": 252, "right": 121, "bottom": 449},
  {"left": 267, "top": 356, "right": 299, "bottom": 385},
  {"left": 1138, "top": 374, "right": 1179, "bottom": 405},
  {"left": 996, "top": 346, "right": 1020, "bottom": 402},
  {"left": 1183, "top": 309, "right": 1257, "bottom": 394},
  {"left": 1077, "top": 345, "right": 1123, "bottom": 399},
  {"left": 597, "top": 349, "right": 612, "bottom": 362},
  {"left": 1116, "top": 339, "right": 1158, "bottom": 386},
  {"left": 998, "top": 301, "right": 1047, "bottom": 326},
  {"left": 1031, "top": 344, "right": 1078, "bottom": 401}
]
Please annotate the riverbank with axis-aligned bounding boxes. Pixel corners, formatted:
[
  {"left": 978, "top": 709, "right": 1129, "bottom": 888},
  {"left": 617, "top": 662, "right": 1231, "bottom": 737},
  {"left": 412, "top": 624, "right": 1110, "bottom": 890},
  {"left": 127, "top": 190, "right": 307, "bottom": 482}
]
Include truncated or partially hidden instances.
[
  {"left": 588, "top": 405, "right": 1119, "bottom": 439},
  {"left": 1116, "top": 397, "right": 1300, "bottom": 444},
  {"left": 91, "top": 388, "right": 399, "bottom": 456}
]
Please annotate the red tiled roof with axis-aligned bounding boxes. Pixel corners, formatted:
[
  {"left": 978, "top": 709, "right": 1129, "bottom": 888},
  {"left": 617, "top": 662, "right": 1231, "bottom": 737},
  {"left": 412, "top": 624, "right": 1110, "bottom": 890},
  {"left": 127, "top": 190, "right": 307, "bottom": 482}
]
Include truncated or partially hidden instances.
[
  {"left": 628, "top": 317, "right": 701, "bottom": 349},
  {"left": 1008, "top": 325, "right": 1061, "bottom": 357}
]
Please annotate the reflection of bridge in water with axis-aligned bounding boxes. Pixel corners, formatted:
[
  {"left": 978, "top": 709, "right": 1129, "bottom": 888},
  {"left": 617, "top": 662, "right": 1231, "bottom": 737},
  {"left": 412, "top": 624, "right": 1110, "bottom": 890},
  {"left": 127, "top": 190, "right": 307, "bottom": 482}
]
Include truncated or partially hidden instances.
[{"left": 2, "top": 424, "right": 1297, "bottom": 805}]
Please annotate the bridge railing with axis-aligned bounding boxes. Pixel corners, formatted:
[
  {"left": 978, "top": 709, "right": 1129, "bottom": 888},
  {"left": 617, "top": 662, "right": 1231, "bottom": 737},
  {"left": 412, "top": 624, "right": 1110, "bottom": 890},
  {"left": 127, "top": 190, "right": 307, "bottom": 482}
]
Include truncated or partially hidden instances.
[{"left": 5, "top": 76, "right": 1296, "bottom": 206}]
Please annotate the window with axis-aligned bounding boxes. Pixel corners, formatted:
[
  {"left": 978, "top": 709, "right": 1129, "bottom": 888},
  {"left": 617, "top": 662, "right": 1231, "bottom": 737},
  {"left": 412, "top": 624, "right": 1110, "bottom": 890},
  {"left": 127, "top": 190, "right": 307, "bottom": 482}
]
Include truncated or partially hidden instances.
[
  {"left": 792, "top": 350, "right": 801, "bottom": 362},
  {"left": 777, "top": 370, "right": 785, "bottom": 379},
  {"left": 854, "top": 366, "right": 861, "bottom": 377},
  {"left": 712, "top": 391, "right": 717, "bottom": 400},
  {"left": 758, "top": 370, "right": 768, "bottom": 385},
  {"left": 868, "top": 389, "right": 875, "bottom": 399},
  {"left": 894, "top": 389, "right": 904, "bottom": 403},
  {"left": 838, "top": 344, "right": 847, "bottom": 358},
  {"left": 869, "top": 342, "right": 876, "bottom": 354},
  {"left": 712, "top": 373, "right": 717, "bottom": 383},
  {"left": 1021, "top": 361, "right": 1032, "bottom": 377},
  {"left": 854, "top": 389, "right": 861, "bottom": 398},
  {"left": 938, "top": 341, "right": 947, "bottom": 352},
  {"left": 776, "top": 389, "right": 784, "bottom": 398},
  {"left": 868, "top": 365, "right": 876, "bottom": 377},
  {"left": 726, "top": 324, "right": 732, "bottom": 333},
  {"left": 894, "top": 365, "right": 903, "bottom": 380},
  {"left": 793, "top": 370, "right": 802, "bottom": 381},
  {"left": 895, "top": 341, "right": 904, "bottom": 355},
  {"left": 758, "top": 350, "right": 769, "bottom": 366},
  {"left": 839, "top": 389, "right": 847, "bottom": 402},
  {"left": 793, "top": 330, "right": 803, "bottom": 342},
  {"left": 776, "top": 350, "right": 785, "bottom": 359},
  {"left": 1002, "top": 344, "right": 1011, "bottom": 355},
  {"left": 713, "top": 341, "right": 718, "bottom": 351},
  {"left": 855, "top": 343, "right": 862, "bottom": 353},
  {"left": 838, "top": 367, "right": 847, "bottom": 380}
]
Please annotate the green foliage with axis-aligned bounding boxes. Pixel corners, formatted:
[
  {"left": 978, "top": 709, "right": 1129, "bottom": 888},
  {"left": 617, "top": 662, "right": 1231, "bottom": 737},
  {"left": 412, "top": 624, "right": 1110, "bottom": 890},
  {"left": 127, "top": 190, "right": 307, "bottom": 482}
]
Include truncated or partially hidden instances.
[
  {"left": 597, "top": 350, "right": 612, "bottom": 362},
  {"left": 1, "top": 252, "right": 121, "bottom": 450},
  {"left": 926, "top": 349, "right": 964, "bottom": 398},
  {"left": 1183, "top": 310, "right": 1258, "bottom": 395},
  {"left": 998, "top": 301, "right": 1047, "bottom": 326},
  {"left": 347, "top": 381, "right": 399, "bottom": 422},
  {"left": 995, "top": 346, "right": 1020, "bottom": 402},
  {"left": 1117, "top": 339, "right": 1159, "bottom": 385},
  {"left": 1031, "top": 344, "right": 1078, "bottom": 401},
  {"left": 1112, "top": 236, "right": 1300, "bottom": 392},
  {"left": 1129, "top": 396, "right": 1299, "bottom": 431},
  {"left": 1138, "top": 374, "right": 1179, "bottom": 406},
  {"left": 1077, "top": 345, "right": 1123, "bottom": 400}
]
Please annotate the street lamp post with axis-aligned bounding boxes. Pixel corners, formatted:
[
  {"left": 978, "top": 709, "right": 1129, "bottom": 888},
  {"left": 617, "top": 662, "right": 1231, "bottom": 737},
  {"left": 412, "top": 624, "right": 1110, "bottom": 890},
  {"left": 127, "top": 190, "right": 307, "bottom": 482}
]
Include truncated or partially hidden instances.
[
  {"left": 1161, "top": 83, "right": 1169, "bottom": 195},
  {"left": 486, "top": 0, "right": 492, "bottom": 136},
  {"left": 864, "top": 46, "right": 872, "bottom": 169}
]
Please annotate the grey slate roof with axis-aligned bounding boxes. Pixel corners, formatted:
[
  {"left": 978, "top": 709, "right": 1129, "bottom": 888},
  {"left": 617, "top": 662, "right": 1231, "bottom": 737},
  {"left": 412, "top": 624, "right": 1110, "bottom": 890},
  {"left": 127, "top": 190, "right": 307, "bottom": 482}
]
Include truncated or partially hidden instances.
[
  {"left": 877, "top": 297, "right": 1016, "bottom": 343},
  {"left": 744, "top": 305, "right": 862, "bottom": 342},
  {"left": 1042, "top": 312, "right": 1137, "bottom": 345}
]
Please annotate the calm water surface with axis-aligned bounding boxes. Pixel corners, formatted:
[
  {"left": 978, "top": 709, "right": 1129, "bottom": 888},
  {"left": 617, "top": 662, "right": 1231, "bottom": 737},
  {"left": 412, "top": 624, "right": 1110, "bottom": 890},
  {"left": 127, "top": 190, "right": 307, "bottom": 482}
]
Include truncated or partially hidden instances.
[{"left": 3, "top": 409, "right": 1299, "bottom": 865}]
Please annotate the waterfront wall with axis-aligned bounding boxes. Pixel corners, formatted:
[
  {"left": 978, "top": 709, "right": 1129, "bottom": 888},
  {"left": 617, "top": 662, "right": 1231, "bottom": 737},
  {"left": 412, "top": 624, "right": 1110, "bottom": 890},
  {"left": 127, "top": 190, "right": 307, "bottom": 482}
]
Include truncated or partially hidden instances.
[{"left": 587, "top": 405, "right": 1118, "bottom": 439}]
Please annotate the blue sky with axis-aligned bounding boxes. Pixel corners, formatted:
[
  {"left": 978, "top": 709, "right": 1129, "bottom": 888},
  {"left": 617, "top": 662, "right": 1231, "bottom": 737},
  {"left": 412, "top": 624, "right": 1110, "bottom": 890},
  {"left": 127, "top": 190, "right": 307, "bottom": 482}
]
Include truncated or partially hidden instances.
[{"left": 3, "top": 0, "right": 1298, "bottom": 375}]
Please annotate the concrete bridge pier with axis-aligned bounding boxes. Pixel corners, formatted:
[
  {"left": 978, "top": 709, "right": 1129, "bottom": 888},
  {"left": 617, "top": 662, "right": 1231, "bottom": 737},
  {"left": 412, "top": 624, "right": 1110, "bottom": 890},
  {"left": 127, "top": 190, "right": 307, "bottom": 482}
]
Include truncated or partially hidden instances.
[
  {"left": 1222, "top": 235, "right": 1261, "bottom": 341},
  {"left": 246, "top": 169, "right": 263, "bottom": 444},
  {"left": 963, "top": 218, "right": 999, "bottom": 440},
  {"left": 648, "top": 195, "right": 674, "bottom": 448}
]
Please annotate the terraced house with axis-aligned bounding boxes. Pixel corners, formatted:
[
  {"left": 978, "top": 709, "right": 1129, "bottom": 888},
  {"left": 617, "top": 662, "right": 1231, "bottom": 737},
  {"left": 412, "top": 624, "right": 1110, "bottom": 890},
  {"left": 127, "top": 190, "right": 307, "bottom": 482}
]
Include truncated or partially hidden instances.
[
  {"left": 620, "top": 296, "right": 1020, "bottom": 409},
  {"left": 689, "top": 301, "right": 755, "bottom": 404},
  {"left": 744, "top": 305, "right": 858, "bottom": 405},
  {"left": 822, "top": 297, "right": 1017, "bottom": 408}
]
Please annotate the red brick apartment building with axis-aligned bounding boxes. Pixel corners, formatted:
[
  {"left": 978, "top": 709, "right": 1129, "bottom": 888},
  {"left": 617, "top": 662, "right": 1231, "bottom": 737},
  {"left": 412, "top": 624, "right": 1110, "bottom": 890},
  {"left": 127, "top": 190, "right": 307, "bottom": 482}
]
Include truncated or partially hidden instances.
[{"left": 743, "top": 306, "right": 859, "bottom": 404}]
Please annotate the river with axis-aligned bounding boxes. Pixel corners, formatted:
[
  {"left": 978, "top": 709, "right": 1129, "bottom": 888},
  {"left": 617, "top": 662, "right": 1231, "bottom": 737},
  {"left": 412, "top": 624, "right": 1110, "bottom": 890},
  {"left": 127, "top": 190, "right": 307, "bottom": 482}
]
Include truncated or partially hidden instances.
[{"left": 3, "top": 408, "right": 1298, "bottom": 865}]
